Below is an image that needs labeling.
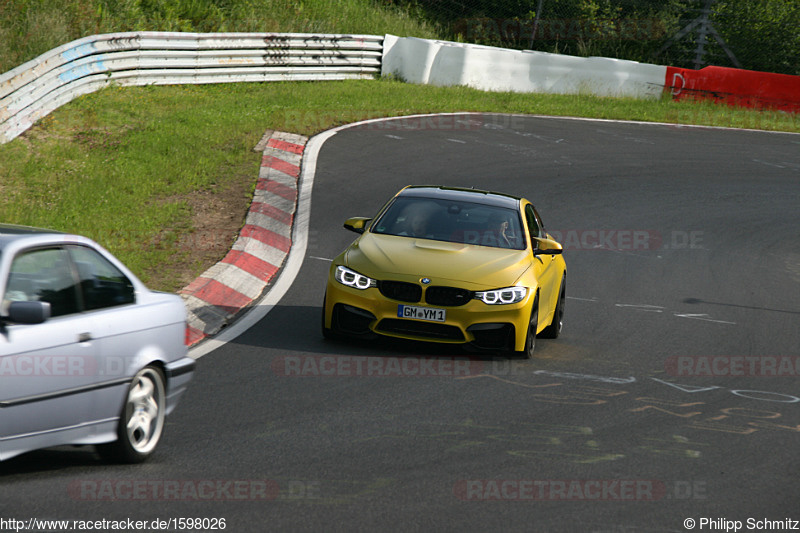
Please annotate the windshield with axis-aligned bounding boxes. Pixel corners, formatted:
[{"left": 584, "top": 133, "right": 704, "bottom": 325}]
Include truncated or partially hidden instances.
[{"left": 371, "top": 196, "right": 526, "bottom": 250}]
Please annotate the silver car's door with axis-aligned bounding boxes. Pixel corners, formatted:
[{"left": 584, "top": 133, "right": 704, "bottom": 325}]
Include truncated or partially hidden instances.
[
  {"left": 66, "top": 245, "right": 139, "bottom": 426},
  {"left": 0, "top": 247, "right": 102, "bottom": 457}
]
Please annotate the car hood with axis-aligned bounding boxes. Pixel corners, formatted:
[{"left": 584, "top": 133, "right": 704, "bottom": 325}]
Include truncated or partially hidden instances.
[{"left": 344, "top": 233, "right": 531, "bottom": 289}]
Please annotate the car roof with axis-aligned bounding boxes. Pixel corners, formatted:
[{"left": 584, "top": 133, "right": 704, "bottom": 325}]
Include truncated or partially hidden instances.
[
  {"left": 0, "top": 224, "right": 66, "bottom": 250},
  {"left": 397, "top": 186, "right": 523, "bottom": 210}
]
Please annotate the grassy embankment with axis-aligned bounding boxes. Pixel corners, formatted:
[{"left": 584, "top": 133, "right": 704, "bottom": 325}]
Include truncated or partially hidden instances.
[{"left": 1, "top": 1, "right": 797, "bottom": 291}]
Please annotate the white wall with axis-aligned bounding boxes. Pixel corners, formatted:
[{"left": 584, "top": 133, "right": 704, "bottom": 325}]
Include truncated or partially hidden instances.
[{"left": 382, "top": 35, "right": 667, "bottom": 99}]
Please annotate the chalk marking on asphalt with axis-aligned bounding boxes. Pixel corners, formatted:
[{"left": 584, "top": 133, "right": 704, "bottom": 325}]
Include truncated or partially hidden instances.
[
  {"left": 614, "top": 303, "right": 665, "bottom": 313},
  {"left": 673, "top": 313, "right": 736, "bottom": 325}
]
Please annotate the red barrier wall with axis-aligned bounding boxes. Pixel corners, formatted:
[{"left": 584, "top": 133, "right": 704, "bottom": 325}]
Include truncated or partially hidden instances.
[{"left": 665, "top": 65, "right": 800, "bottom": 113}]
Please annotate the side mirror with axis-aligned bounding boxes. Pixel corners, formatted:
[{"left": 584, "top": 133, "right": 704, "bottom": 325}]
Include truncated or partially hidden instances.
[
  {"left": 343, "top": 217, "right": 371, "bottom": 235},
  {"left": 533, "top": 238, "right": 563, "bottom": 256},
  {"left": 7, "top": 301, "right": 51, "bottom": 324}
]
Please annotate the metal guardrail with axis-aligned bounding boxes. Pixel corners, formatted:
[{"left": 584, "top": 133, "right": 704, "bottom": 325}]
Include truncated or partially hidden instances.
[{"left": 0, "top": 32, "right": 384, "bottom": 143}]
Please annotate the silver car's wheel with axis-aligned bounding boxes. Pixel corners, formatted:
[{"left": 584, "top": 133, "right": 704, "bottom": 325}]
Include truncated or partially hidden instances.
[{"left": 98, "top": 366, "right": 166, "bottom": 463}]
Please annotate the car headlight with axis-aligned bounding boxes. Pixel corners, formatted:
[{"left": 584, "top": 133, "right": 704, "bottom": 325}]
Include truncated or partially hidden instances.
[
  {"left": 334, "top": 265, "right": 377, "bottom": 290},
  {"left": 474, "top": 287, "right": 527, "bottom": 305}
]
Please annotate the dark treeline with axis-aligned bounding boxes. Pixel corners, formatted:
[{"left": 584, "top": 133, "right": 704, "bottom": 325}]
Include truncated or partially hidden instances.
[{"left": 389, "top": 0, "right": 800, "bottom": 75}]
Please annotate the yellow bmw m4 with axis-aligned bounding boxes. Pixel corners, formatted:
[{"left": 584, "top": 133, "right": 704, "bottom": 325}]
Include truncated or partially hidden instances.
[{"left": 322, "top": 186, "right": 566, "bottom": 358}]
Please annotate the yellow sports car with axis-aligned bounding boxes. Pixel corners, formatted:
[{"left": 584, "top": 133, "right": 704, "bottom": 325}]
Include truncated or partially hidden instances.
[{"left": 322, "top": 186, "right": 566, "bottom": 358}]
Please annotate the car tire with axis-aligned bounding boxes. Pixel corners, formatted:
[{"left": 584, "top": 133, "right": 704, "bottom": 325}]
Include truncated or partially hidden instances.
[
  {"left": 97, "top": 366, "right": 166, "bottom": 464},
  {"left": 515, "top": 294, "right": 538, "bottom": 359},
  {"left": 540, "top": 275, "right": 565, "bottom": 339}
]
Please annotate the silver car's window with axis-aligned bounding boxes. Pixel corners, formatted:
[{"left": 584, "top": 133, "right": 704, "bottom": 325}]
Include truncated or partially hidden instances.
[
  {"left": 4, "top": 247, "right": 80, "bottom": 317},
  {"left": 68, "top": 246, "right": 135, "bottom": 311},
  {"left": 372, "top": 197, "right": 525, "bottom": 250}
]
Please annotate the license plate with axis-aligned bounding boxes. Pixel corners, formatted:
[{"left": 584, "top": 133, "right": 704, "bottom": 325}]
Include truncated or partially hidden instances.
[{"left": 397, "top": 305, "right": 446, "bottom": 322}]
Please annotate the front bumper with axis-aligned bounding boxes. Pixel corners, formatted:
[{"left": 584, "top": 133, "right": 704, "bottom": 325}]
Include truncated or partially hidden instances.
[{"left": 324, "top": 279, "right": 534, "bottom": 352}]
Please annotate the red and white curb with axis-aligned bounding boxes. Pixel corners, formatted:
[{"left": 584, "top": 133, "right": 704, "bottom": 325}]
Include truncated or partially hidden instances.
[{"left": 180, "top": 130, "right": 308, "bottom": 346}]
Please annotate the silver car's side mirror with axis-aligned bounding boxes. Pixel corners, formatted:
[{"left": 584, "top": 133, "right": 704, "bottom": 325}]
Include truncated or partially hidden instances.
[{"left": 7, "top": 300, "right": 51, "bottom": 324}]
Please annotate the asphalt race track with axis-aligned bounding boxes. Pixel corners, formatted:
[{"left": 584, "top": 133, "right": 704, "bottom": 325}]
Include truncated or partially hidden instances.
[{"left": 3, "top": 115, "right": 800, "bottom": 532}]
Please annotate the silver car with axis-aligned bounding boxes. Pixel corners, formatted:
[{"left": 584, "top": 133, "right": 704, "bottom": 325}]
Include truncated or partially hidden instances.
[{"left": 0, "top": 224, "right": 195, "bottom": 463}]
